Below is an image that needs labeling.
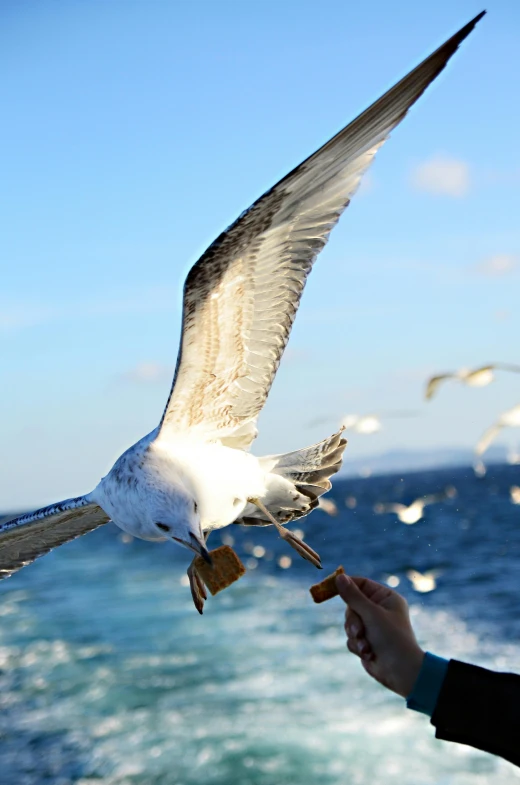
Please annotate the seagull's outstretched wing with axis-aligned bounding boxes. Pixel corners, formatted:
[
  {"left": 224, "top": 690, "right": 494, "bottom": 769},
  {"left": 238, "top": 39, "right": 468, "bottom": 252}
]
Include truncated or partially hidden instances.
[
  {"left": 374, "top": 503, "right": 405, "bottom": 515},
  {"left": 494, "top": 363, "right": 520, "bottom": 373},
  {"left": 159, "top": 13, "right": 484, "bottom": 449},
  {"left": 0, "top": 497, "right": 109, "bottom": 579},
  {"left": 475, "top": 422, "right": 503, "bottom": 456},
  {"left": 425, "top": 373, "right": 454, "bottom": 400},
  {"left": 422, "top": 493, "right": 446, "bottom": 507}
]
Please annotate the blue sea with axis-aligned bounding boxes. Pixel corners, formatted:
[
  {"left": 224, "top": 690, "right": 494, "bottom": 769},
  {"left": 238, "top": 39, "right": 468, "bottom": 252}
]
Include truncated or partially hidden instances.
[{"left": 1, "top": 463, "right": 519, "bottom": 784}]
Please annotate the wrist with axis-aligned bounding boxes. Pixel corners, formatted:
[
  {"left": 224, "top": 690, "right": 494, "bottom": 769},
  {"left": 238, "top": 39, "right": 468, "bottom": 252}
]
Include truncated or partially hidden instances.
[{"left": 397, "top": 645, "right": 425, "bottom": 698}]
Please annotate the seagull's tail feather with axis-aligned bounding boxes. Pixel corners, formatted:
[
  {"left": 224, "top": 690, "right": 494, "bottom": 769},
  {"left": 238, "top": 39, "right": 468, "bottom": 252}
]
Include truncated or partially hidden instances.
[
  {"left": 271, "top": 427, "right": 347, "bottom": 501},
  {"left": 240, "top": 429, "right": 347, "bottom": 526}
]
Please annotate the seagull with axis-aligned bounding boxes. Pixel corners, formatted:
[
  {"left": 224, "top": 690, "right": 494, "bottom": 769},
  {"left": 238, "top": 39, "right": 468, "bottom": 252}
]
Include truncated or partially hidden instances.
[
  {"left": 475, "top": 403, "right": 520, "bottom": 457},
  {"left": 406, "top": 569, "right": 441, "bottom": 593},
  {"left": 374, "top": 486, "right": 457, "bottom": 524},
  {"left": 317, "top": 497, "right": 339, "bottom": 516},
  {"left": 510, "top": 486, "right": 520, "bottom": 505},
  {"left": 342, "top": 414, "right": 382, "bottom": 434},
  {"left": 425, "top": 363, "right": 520, "bottom": 400},
  {"left": 0, "top": 13, "right": 484, "bottom": 613},
  {"left": 307, "top": 410, "right": 417, "bottom": 433},
  {"left": 507, "top": 446, "right": 520, "bottom": 465},
  {"left": 473, "top": 459, "right": 487, "bottom": 478}
]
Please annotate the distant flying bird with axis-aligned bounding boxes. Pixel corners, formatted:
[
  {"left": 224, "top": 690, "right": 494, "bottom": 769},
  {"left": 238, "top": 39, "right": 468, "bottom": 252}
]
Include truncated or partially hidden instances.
[
  {"left": 510, "top": 486, "right": 520, "bottom": 505},
  {"left": 307, "top": 411, "right": 417, "bottom": 434},
  {"left": 507, "top": 446, "right": 520, "bottom": 465},
  {"left": 317, "top": 497, "right": 339, "bottom": 516},
  {"left": 475, "top": 403, "right": 520, "bottom": 457},
  {"left": 0, "top": 14, "right": 484, "bottom": 614},
  {"left": 425, "top": 363, "right": 520, "bottom": 400},
  {"left": 342, "top": 414, "right": 382, "bottom": 434},
  {"left": 406, "top": 569, "right": 441, "bottom": 593},
  {"left": 473, "top": 459, "right": 487, "bottom": 478},
  {"left": 374, "top": 487, "right": 456, "bottom": 524}
]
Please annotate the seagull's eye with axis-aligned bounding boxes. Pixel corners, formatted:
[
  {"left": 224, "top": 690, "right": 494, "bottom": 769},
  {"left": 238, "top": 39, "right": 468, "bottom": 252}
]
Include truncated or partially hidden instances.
[
  {"left": 156, "top": 522, "right": 170, "bottom": 533},
  {"left": 193, "top": 501, "right": 198, "bottom": 514}
]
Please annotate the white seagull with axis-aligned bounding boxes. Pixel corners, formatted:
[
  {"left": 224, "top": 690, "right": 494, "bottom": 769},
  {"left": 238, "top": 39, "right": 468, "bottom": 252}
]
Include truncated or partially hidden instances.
[
  {"left": 510, "top": 486, "right": 520, "bottom": 505},
  {"left": 406, "top": 569, "right": 442, "bottom": 593},
  {"left": 0, "top": 13, "right": 484, "bottom": 612},
  {"left": 307, "top": 410, "right": 418, "bottom": 433},
  {"left": 473, "top": 459, "right": 487, "bottom": 478},
  {"left": 475, "top": 403, "right": 520, "bottom": 457},
  {"left": 317, "top": 497, "right": 339, "bottom": 517},
  {"left": 342, "top": 414, "right": 382, "bottom": 434},
  {"left": 374, "top": 486, "right": 457, "bottom": 524},
  {"left": 425, "top": 362, "right": 520, "bottom": 400},
  {"left": 507, "top": 446, "right": 520, "bottom": 465}
]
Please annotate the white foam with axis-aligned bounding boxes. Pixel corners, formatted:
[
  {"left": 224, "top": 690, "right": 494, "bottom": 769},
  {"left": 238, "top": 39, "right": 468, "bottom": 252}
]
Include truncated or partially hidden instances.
[{"left": 0, "top": 571, "right": 518, "bottom": 783}]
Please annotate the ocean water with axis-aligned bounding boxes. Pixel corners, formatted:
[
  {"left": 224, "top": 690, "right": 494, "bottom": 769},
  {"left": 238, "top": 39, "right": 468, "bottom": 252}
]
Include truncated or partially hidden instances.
[{"left": 1, "top": 463, "right": 520, "bottom": 785}]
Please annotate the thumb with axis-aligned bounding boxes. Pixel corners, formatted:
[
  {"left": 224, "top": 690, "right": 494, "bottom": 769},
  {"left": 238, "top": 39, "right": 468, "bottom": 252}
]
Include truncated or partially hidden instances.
[{"left": 336, "top": 574, "right": 377, "bottom": 618}]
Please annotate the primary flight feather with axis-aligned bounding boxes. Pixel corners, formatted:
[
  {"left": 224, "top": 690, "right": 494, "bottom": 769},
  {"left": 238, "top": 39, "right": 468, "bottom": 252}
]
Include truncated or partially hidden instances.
[{"left": 0, "top": 12, "right": 484, "bottom": 612}]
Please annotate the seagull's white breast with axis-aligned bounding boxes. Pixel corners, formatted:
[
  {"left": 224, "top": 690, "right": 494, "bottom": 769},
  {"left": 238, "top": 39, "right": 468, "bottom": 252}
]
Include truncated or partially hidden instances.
[
  {"left": 399, "top": 501, "right": 424, "bottom": 524},
  {"left": 466, "top": 369, "right": 494, "bottom": 387},
  {"left": 154, "top": 436, "right": 267, "bottom": 532}
]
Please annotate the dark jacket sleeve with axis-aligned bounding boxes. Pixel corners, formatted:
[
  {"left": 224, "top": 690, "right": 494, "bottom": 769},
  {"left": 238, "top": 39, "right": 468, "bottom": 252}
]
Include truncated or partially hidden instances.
[{"left": 431, "top": 659, "right": 520, "bottom": 767}]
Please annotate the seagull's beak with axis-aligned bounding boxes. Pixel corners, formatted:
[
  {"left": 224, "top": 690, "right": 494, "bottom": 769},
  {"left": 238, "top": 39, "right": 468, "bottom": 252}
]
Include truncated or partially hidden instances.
[
  {"left": 173, "top": 534, "right": 213, "bottom": 566},
  {"left": 189, "top": 533, "right": 213, "bottom": 566}
]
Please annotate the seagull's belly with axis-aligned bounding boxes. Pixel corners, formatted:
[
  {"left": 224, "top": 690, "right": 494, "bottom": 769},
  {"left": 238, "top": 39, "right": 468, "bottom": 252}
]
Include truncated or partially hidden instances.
[
  {"left": 400, "top": 504, "right": 423, "bottom": 524},
  {"left": 467, "top": 370, "right": 494, "bottom": 387}
]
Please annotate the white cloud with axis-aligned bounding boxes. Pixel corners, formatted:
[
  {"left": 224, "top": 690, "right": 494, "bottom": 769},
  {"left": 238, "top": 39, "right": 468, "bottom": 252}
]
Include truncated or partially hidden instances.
[
  {"left": 409, "top": 155, "right": 470, "bottom": 197},
  {"left": 474, "top": 254, "right": 518, "bottom": 277},
  {"left": 120, "top": 362, "right": 173, "bottom": 384}
]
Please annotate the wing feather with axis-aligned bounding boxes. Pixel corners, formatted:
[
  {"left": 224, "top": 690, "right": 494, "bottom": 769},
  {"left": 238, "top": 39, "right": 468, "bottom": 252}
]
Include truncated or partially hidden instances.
[
  {"left": 160, "top": 13, "right": 484, "bottom": 448},
  {"left": 0, "top": 497, "right": 109, "bottom": 579},
  {"left": 475, "top": 423, "right": 503, "bottom": 457},
  {"left": 425, "top": 374, "right": 453, "bottom": 400}
]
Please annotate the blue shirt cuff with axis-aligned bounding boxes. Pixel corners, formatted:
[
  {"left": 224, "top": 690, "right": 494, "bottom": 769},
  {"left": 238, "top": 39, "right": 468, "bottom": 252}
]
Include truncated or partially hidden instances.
[{"left": 406, "top": 652, "right": 449, "bottom": 716}]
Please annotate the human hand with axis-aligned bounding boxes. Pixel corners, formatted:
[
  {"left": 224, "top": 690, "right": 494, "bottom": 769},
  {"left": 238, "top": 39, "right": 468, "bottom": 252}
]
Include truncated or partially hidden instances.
[{"left": 335, "top": 573, "right": 425, "bottom": 698}]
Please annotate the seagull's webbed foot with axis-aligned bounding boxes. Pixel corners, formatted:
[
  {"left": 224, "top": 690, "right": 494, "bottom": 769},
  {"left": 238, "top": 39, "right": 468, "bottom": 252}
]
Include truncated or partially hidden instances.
[
  {"left": 247, "top": 497, "right": 323, "bottom": 570},
  {"left": 188, "top": 559, "right": 207, "bottom": 614}
]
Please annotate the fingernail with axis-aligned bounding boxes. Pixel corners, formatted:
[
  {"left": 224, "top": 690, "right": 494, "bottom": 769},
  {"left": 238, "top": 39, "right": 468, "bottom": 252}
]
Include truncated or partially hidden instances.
[
  {"left": 350, "top": 623, "right": 360, "bottom": 637},
  {"left": 357, "top": 640, "right": 369, "bottom": 655}
]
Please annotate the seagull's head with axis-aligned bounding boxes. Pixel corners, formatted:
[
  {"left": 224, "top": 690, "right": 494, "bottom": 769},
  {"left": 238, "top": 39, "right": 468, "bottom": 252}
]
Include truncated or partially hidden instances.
[{"left": 153, "top": 496, "right": 212, "bottom": 565}]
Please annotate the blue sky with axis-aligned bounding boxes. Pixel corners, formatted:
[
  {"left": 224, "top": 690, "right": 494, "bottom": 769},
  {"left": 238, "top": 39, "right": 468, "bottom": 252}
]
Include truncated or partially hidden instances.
[{"left": 2, "top": 0, "right": 520, "bottom": 509}]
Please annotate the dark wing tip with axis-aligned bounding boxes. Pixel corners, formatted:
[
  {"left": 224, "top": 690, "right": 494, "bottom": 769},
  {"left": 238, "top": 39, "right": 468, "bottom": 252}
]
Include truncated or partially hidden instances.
[
  {"left": 378, "top": 10, "right": 486, "bottom": 132},
  {"left": 436, "top": 10, "right": 486, "bottom": 56},
  {"left": 414, "top": 10, "right": 486, "bottom": 80},
  {"left": 463, "top": 10, "right": 487, "bottom": 32}
]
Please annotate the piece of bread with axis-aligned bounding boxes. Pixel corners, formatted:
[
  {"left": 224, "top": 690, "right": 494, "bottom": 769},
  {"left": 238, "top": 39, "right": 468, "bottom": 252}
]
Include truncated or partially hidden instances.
[
  {"left": 193, "top": 545, "right": 246, "bottom": 596},
  {"left": 309, "top": 566, "right": 345, "bottom": 603}
]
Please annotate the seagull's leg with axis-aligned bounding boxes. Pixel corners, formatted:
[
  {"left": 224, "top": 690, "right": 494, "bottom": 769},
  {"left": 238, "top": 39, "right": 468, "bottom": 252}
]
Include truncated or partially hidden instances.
[
  {"left": 187, "top": 532, "right": 209, "bottom": 615},
  {"left": 247, "top": 497, "right": 322, "bottom": 569}
]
